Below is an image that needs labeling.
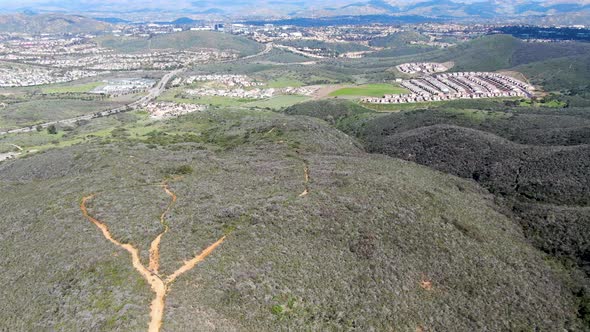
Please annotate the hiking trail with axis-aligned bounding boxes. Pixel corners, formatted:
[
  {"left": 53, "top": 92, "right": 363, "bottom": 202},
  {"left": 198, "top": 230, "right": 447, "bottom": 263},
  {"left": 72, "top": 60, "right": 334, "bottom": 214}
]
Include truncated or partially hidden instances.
[
  {"left": 299, "top": 162, "right": 310, "bottom": 197},
  {"left": 80, "top": 180, "right": 226, "bottom": 332}
]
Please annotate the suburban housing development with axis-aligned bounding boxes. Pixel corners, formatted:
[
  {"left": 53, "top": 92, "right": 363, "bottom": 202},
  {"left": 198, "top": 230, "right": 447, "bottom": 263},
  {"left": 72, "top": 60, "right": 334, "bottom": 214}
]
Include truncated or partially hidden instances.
[{"left": 364, "top": 67, "right": 534, "bottom": 104}]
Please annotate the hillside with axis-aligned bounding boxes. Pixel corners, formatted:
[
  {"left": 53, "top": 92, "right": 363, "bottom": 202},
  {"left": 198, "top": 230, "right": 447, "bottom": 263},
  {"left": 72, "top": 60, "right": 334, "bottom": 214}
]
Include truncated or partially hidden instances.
[
  {"left": 0, "top": 14, "right": 111, "bottom": 34},
  {"left": 286, "top": 101, "right": 590, "bottom": 285},
  {"left": 515, "top": 54, "right": 590, "bottom": 97},
  {"left": 421, "top": 35, "right": 590, "bottom": 72},
  {"left": 97, "top": 31, "right": 264, "bottom": 56},
  {"left": 368, "top": 30, "right": 429, "bottom": 48},
  {"left": 1, "top": 108, "right": 587, "bottom": 330}
]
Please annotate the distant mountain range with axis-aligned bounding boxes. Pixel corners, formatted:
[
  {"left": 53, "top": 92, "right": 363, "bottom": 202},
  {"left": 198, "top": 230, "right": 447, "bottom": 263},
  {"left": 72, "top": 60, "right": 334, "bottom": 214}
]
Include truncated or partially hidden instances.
[{"left": 1, "top": 0, "right": 590, "bottom": 25}]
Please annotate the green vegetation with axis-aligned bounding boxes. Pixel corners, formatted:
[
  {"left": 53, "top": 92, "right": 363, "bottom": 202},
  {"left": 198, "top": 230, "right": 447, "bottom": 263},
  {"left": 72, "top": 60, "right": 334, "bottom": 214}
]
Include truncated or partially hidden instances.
[
  {"left": 168, "top": 164, "right": 194, "bottom": 175},
  {"left": 0, "top": 98, "right": 126, "bottom": 132},
  {"left": 157, "top": 88, "right": 308, "bottom": 109},
  {"left": 519, "top": 98, "right": 567, "bottom": 108},
  {"left": 158, "top": 92, "right": 255, "bottom": 107},
  {"left": 3, "top": 27, "right": 590, "bottom": 332},
  {"left": 0, "top": 13, "right": 110, "bottom": 34},
  {"left": 419, "top": 35, "right": 590, "bottom": 73},
  {"left": 426, "top": 35, "right": 522, "bottom": 71},
  {"left": 245, "top": 95, "right": 308, "bottom": 109},
  {"left": 366, "top": 44, "right": 438, "bottom": 58},
  {"left": 285, "top": 99, "right": 373, "bottom": 126},
  {"left": 42, "top": 82, "right": 104, "bottom": 94},
  {"left": 288, "top": 101, "right": 590, "bottom": 302},
  {"left": 47, "top": 125, "right": 57, "bottom": 135},
  {"left": 265, "top": 78, "right": 304, "bottom": 88},
  {"left": 329, "top": 83, "right": 407, "bottom": 97},
  {"left": 1, "top": 107, "right": 587, "bottom": 331},
  {"left": 369, "top": 31, "right": 429, "bottom": 48}
]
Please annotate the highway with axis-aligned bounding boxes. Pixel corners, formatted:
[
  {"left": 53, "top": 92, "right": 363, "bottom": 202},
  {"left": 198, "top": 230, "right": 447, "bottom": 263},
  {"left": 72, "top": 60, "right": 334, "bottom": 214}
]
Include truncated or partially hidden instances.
[{"left": 0, "top": 68, "right": 183, "bottom": 136}]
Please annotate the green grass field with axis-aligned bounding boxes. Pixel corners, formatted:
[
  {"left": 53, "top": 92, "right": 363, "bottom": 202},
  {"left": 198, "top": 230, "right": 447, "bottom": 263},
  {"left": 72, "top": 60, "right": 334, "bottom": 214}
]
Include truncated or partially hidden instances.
[
  {"left": 265, "top": 78, "right": 304, "bottom": 88},
  {"left": 42, "top": 82, "right": 104, "bottom": 94},
  {"left": 245, "top": 95, "right": 309, "bottom": 109},
  {"left": 330, "top": 84, "right": 408, "bottom": 98},
  {"left": 0, "top": 99, "right": 127, "bottom": 131},
  {"left": 158, "top": 87, "right": 308, "bottom": 109}
]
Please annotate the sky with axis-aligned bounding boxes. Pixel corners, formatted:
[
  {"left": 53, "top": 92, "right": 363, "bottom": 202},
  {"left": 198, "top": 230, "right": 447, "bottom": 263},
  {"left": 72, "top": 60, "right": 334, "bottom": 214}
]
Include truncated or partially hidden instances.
[{"left": 1, "top": 0, "right": 589, "bottom": 17}]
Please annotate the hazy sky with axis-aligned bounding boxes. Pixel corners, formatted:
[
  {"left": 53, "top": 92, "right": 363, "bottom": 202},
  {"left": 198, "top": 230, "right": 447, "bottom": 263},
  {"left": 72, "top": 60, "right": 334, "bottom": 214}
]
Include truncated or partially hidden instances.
[
  {"left": 1, "top": 0, "right": 588, "bottom": 8},
  {"left": 1, "top": 0, "right": 589, "bottom": 15}
]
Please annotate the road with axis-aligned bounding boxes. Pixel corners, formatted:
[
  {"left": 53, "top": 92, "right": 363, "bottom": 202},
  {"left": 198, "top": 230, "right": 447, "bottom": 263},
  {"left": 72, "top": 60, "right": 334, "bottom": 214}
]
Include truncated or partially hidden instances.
[
  {"left": 273, "top": 44, "right": 326, "bottom": 59},
  {"left": 0, "top": 68, "right": 183, "bottom": 136},
  {"left": 221, "top": 42, "right": 273, "bottom": 63}
]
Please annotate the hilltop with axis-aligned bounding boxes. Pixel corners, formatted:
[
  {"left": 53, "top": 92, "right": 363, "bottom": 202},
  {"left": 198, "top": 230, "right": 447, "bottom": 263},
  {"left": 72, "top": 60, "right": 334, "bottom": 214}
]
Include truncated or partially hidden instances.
[
  {"left": 0, "top": 13, "right": 111, "bottom": 34},
  {"left": 97, "top": 30, "right": 264, "bottom": 56},
  {"left": 421, "top": 35, "right": 590, "bottom": 72},
  {"left": 1, "top": 108, "right": 587, "bottom": 330}
]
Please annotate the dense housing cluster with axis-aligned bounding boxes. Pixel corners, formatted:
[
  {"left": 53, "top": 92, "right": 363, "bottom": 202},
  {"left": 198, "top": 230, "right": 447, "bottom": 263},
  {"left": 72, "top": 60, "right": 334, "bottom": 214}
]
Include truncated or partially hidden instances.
[
  {"left": 23, "top": 50, "right": 236, "bottom": 70},
  {"left": 0, "top": 66, "right": 99, "bottom": 87},
  {"left": 364, "top": 72, "right": 534, "bottom": 104},
  {"left": 173, "top": 73, "right": 317, "bottom": 99},
  {"left": 396, "top": 62, "right": 450, "bottom": 74},
  {"left": 0, "top": 34, "right": 238, "bottom": 87},
  {"left": 185, "top": 86, "right": 317, "bottom": 99},
  {"left": 144, "top": 102, "right": 207, "bottom": 119},
  {"left": 90, "top": 78, "right": 155, "bottom": 96},
  {"left": 171, "top": 74, "right": 263, "bottom": 87}
]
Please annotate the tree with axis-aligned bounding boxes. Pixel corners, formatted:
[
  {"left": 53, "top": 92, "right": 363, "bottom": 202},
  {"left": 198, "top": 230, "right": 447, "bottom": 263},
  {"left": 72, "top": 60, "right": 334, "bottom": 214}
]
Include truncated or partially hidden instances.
[{"left": 47, "top": 125, "right": 58, "bottom": 135}]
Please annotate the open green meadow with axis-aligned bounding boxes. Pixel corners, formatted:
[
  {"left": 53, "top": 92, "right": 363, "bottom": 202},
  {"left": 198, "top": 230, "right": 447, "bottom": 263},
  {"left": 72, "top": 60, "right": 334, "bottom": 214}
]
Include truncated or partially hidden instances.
[
  {"left": 42, "top": 82, "right": 104, "bottom": 94},
  {"left": 330, "top": 84, "right": 408, "bottom": 98}
]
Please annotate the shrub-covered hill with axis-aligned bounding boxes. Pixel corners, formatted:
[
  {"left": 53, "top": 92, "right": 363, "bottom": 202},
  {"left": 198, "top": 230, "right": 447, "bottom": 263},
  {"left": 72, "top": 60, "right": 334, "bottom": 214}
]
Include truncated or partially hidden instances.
[
  {"left": 97, "top": 30, "right": 264, "bottom": 56},
  {"left": 0, "top": 109, "right": 587, "bottom": 331},
  {"left": 514, "top": 53, "right": 590, "bottom": 95},
  {"left": 287, "top": 101, "right": 590, "bottom": 284},
  {"left": 369, "top": 31, "right": 429, "bottom": 48},
  {"left": 284, "top": 99, "right": 373, "bottom": 124},
  {"left": 367, "top": 124, "right": 590, "bottom": 206},
  {"left": 0, "top": 14, "right": 111, "bottom": 34},
  {"left": 422, "top": 34, "right": 590, "bottom": 72}
]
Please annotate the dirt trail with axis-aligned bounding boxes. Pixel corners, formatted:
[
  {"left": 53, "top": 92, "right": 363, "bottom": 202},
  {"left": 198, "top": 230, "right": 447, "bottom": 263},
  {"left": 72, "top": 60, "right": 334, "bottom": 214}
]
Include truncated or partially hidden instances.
[
  {"left": 80, "top": 184, "right": 226, "bottom": 332},
  {"left": 312, "top": 85, "right": 342, "bottom": 100},
  {"left": 148, "top": 181, "right": 177, "bottom": 274},
  {"left": 298, "top": 163, "right": 310, "bottom": 197}
]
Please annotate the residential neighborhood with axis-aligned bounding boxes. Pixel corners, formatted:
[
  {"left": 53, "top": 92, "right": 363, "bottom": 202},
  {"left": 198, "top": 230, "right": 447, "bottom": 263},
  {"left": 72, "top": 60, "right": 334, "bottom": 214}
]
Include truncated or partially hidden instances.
[
  {"left": 144, "top": 102, "right": 207, "bottom": 119},
  {"left": 0, "top": 65, "right": 100, "bottom": 87},
  {"left": 90, "top": 78, "right": 156, "bottom": 96},
  {"left": 363, "top": 71, "right": 534, "bottom": 104},
  {"left": 396, "top": 62, "right": 450, "bottom": 75}
]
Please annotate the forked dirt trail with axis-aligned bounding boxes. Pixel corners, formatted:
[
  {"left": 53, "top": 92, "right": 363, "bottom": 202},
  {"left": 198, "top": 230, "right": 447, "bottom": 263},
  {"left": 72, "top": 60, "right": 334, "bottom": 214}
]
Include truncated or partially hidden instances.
[{"left": 80, "top": 181, "right": 226, "bottom": 332}]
